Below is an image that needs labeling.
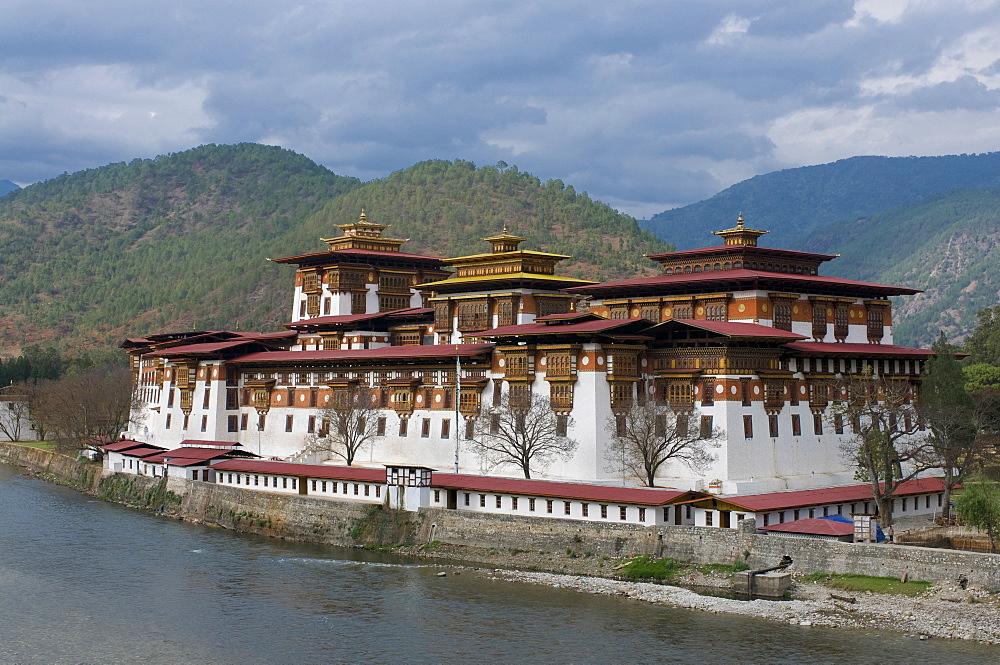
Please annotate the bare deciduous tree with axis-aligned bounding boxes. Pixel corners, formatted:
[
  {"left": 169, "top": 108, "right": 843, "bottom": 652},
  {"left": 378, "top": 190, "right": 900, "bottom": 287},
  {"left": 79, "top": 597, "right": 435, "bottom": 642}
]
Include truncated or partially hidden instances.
[
  {"left": 25, "top": 366, "right": 139, "bottom": 454},
  {"left": 829, "top": 369, "right": 933, "bottom": 527},
  {"left": 468, "top": 393, "right": 578, "bottom": 479},
  {"left": 604, "top": 401, "right": 720, "bottom": 487},
  {"left": 301, "top": 384, "right": 381, "bottom": 466}
]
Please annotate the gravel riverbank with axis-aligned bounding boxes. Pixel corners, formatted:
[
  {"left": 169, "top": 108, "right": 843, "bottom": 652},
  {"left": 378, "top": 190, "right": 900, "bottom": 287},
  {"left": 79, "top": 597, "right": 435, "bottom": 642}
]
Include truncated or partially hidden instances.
[{"left": 479, "top": 568, "right": 1000, "bottom": 644}]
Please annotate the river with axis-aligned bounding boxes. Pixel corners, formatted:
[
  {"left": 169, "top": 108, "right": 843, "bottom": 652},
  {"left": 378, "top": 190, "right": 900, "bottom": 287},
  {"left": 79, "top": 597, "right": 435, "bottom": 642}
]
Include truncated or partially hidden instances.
[{"left": 0, "top": 462, "right": 994, "bottom": 664}]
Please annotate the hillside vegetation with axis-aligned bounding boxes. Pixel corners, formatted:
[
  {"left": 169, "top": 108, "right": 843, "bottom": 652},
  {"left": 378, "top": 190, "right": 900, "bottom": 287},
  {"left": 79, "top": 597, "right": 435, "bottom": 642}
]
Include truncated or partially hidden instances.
[
  {"left": 306, "top": 159, "right": 670, "bottom": 281},
  {"left": 0, "top": 147, "right": 668, "bottom": 354},
  {"left": 797, "top": 189, "right": 1000, "bottom": 347},
  {"left": 0, "top": 143, "right": 362, "bottom": 353},
  {"left": 642, "top": 153, "right": 1000, "bottom": 250}
]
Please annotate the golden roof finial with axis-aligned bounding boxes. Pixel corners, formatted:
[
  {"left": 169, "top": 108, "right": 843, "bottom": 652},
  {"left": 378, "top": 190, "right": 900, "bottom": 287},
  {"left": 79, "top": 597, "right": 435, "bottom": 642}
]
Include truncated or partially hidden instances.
[
  {"left": 502, "top": 225, "right": 508, "bottom": 235},
  {"left": 359, "top": 209, "right": 367, "bottom": 224},
  {"left": 737, "top": 212, "right": 745, "bottom": 228}
]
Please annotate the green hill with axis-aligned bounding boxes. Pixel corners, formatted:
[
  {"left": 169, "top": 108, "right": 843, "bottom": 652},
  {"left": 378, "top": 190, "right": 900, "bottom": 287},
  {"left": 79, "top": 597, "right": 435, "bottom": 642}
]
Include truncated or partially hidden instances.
[
  {"left": 0, "top": 180, "right": 19, "bottom": 197},
  {"left": 0, "top": 143, "right": 362, "bottom": 353},
  {"left": 795, "top": 189, "right": 1000, "bottom": 347},
  {"left": 0, "top": 147, "right": 669, "bottom": 354},
  {"left": 306, "top": 159, "right": 670, "bottom": 282},
  {"left": 642, "top": 153, "right": 1000, "bottom": 250}
]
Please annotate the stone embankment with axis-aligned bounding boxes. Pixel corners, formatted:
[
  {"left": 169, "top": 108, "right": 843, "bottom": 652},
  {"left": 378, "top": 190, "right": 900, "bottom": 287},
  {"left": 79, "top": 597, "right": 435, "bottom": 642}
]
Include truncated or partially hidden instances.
[{"left": 3, "top": 442, "right": 1000, "bottom": 643}]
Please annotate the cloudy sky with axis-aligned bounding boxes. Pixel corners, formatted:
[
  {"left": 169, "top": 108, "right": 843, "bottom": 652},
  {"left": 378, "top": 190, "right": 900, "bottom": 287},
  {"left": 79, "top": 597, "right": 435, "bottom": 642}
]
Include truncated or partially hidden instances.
[{"left": 2, "top": 0, "right": 999, "bottom": 217}]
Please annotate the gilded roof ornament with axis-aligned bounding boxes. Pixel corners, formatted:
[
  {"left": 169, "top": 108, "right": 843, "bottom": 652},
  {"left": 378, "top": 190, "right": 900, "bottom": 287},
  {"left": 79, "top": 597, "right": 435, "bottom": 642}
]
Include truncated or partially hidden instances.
[{"left": 713, "top": 213, "right": 768, "bottom": 247}]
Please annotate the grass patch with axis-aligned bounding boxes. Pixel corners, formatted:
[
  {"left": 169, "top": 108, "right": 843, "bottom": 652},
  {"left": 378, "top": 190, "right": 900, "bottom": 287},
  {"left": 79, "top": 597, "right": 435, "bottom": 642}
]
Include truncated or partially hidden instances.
[
  {"left": 12, "top": 440, "right": 59, "bottom": 451},
  {"left": 617, "top": 556, "right": 685, "bottom": 582},
  {"left": 420, "top": 540, "right": 443, "bottom": 552},
  {"left": 803, "top": 573, "right": 931, "bottom": 596},
  {"left": 699, "top": 561, "right": 750, "bottom": 575}
]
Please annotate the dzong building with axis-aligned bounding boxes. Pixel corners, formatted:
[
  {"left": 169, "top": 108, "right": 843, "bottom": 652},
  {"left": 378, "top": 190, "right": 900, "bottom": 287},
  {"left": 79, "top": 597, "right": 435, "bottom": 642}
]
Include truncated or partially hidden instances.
[{"left": 123, "top": 212, "right": 933, "bottom": 495}]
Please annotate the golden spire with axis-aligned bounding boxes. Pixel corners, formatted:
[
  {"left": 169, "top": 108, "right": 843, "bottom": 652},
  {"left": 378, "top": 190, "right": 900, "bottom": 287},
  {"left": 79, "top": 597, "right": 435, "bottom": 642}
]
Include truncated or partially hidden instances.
[{"left": 713, "top": 213, "right": 768, "bottom": 246}]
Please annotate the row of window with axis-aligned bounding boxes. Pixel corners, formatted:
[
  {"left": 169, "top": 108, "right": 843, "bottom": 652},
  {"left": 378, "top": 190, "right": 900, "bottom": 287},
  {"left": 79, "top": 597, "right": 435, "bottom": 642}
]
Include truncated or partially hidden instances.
[
  {"left": 433, "top": 491, "right": 690, "bottom": 523},
  {"left": 758, "top": 494, "right": 943, "bottom": 526}
]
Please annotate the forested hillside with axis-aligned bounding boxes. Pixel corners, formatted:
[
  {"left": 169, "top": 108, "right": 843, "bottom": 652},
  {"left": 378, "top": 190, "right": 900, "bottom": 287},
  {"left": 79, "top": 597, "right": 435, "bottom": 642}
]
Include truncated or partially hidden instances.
[
  {"left": 305, "top": 160, "right": 670, "bottom": 281},
  {"left": 0, "top": 143, "right": 362, "bottom": 353},
  {"left": 0, "top": 147, "right": 668, "bottom": 354},
  {"left": 796, "top": 189, "right": 1000, "bottom": 347},
  {"left": 642, "top": 153, "right": 1000, "bottom": 250}
]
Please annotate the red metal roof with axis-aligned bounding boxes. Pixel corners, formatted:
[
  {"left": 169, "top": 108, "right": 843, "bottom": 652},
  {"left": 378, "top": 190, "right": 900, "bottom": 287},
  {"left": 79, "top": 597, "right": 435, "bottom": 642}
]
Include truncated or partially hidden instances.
[
  {"left": 270, "top": 248, "right": 445, "bottom": 263},
  {"left": 127, "top": 446, "right": 173, "bottom": 459},
  {"left": 102, "top": 439, "right": 160, "bottom": 453},
  {"left": 716, "top": 477, "right": 947, "bottom": 512},
  {"left": 569, "top": 269, "right": 921, "bottom": 296},
  {"left": 227, "top": 343, "right": 494, "bottom": 364},
  {"left": 431, "top": 474, "right": 698, "bottom": 505},
  {"left": 645, "top": 245, "right": 839, "bottom": 262},
  {"left": 666, "top": 319, "right": 808, "bottom": 340},
  {"left": 759, "top": 518, "right": 855, "bottom": 536},
  {"left": 178, "top": 439, "right": 242, "bottom": 448},
  {"left": 211, "top": 459, "right": 385, "bottom": 481},
  {"left": 784, "top": 342, "right": 936, "bottom": 357},
  {"left": 152, "top": 340, "right": 257, "bottom": 357},
  {"left": 284, "top": 308, "right": 431, "bottom": 329},
  {"left": 207, "top": 460, "right": 700, "bottom": 505},
  {"left": 161, "top": 447, "right": 244, "bottom": 462},
  {"left": 475, "top": 318, "right": 649, "bottom": 338}
]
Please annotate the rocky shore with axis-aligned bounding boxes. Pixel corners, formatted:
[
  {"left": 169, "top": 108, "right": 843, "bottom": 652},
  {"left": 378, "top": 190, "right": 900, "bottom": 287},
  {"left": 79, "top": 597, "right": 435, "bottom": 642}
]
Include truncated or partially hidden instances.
[
  {"left": 405, "top": 541, "right": 1000, "bottom": 644},
  {"left": 479, "top": 568, "right": 1000, "bottom": 644}
]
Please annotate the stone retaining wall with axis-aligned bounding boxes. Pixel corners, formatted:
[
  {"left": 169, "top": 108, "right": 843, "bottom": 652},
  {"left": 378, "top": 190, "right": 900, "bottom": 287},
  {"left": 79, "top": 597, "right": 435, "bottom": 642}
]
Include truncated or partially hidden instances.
[
  {"left": 4, "top": 442, "right": 1000, "bottom": 588},
  {"left": 422, "top": 508, "right": 1000, "bottom": 588}
]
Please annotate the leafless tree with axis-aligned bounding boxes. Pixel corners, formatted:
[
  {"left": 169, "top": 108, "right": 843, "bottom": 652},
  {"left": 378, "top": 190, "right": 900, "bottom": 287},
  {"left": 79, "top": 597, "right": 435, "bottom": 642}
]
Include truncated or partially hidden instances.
[
  {"left": 301, "top": 384, "right": 381, "bottom": 466},
  {"left": 829, "top": 369, "right": 933, "bottom": 527},
  {"left": 468, "top": 393, "right": 578, "bottom": 479},
  {"left": 604, "top": 401, "right": 720, "bottom": 487},
  {"left": 0, "top": 385, "right": 31, "bottom": 442},
  {"left": 35, "top": 366, "right": 139, "bottom": 454}
]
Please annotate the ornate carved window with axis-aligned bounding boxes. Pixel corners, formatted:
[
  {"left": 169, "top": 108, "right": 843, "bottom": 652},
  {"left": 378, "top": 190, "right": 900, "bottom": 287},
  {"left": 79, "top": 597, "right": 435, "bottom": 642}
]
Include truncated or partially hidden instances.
[
  {"left": 667, "top": 381, "right": 694, "bottom": 410},
  {"left": 639, "top": 304, "right": 659, "bottom": 321},
  {"left": 351, "top": 291, "right": 367, "bottom": 314},
  {"left": 378, "top": 273, "right": 410, "bottom": 293},
  {"left": 609, "top": 382, "right": 633, "bottom": 411},
  {"left": 812, "top": 303, "right": 827, "bottom": 340},
  {"left": 545, "top": 352, "right": 574, "bottom": 378},
  {"left": 703, "top": 299, "right": 727, "bottom": 321},
  {"left": 673, "top": 303, "right": 693, "bottom": 319},
  {"left": 434, "top": 302, "right": 452, "bottom": 331},
  {"left": 509, "top": 383, "right": 532, "bottom": 409},
  {"left": 834, "top": 303, "right": 849, "bottom": 340},
  {"left": 701, "top": 379, "right": 715, "bottom": 406},
  {"left": 302, "top": 271, "right": 321, "bottom": 293},
  {"left": 306, "top": 293, "right": 320, "bottom": 318},
  {"left": 549, "top": 382, "right": 574, "bottom": 411},
  {"left": 496, "top": 298, "right": 517, "bottom": 327},
  {"left": 535, "top": 297, "right": 569, "bottom": 318},
  {"left": 379, "top": 294, "right": 410, "bottom": 312},
  {"left": 867, "top": 305, "right": 885, "bottom": 343},
  {"left": 773, "top": 302, "right": 792, "bottom": 331},
  {"left": 457, "top": 300, "right": 489, "bottom": 331}
]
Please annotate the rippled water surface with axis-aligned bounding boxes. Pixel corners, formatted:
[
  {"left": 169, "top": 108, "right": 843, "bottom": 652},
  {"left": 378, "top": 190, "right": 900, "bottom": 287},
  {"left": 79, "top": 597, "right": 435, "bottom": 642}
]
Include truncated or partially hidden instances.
[{"left": 0, "top": 463, "right": 994, "bottom": 664}]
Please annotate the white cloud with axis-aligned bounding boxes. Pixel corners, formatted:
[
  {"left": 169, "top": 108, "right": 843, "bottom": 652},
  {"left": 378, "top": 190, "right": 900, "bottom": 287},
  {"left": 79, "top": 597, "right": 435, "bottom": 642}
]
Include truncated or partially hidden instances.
[
  {"left": 1, "top": 1, "right": 1000, "bottom": 216},
  {"left": 705, "top": 14, "right": 755, "bottom": 45}
]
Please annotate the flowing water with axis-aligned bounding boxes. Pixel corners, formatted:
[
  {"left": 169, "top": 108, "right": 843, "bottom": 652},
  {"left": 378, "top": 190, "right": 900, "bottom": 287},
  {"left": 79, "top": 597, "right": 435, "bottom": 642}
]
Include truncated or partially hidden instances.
[{"left": 0, "top": 462, "right": 993, "bottom": 664}]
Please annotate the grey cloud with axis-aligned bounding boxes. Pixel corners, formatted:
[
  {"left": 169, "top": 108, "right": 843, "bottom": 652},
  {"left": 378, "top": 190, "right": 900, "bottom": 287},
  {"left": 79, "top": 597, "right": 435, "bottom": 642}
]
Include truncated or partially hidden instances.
[
  {"left": 888, "top": 76, "right": 1000, "bottom": 112},
  {"left": 0, "top": 1, "right": 998, "bottom": 215}
]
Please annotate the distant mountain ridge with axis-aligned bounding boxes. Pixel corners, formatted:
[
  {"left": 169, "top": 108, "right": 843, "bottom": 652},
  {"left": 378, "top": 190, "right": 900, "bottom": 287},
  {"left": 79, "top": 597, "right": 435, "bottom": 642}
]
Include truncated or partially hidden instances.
[
  {"left": 0, "top": 180, "right": 19, "bottom": 197},
  {"left": 642, "top": 153, "right": 1000, "bottom": 250},
  {"left": 796, "top": 188, "right": 1000, "bottom": 347}
]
